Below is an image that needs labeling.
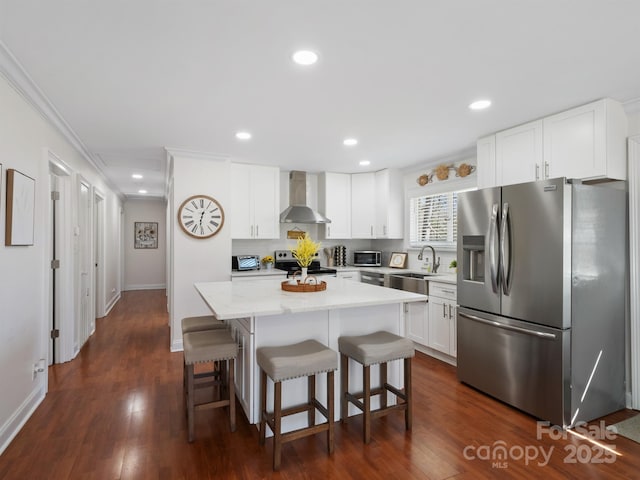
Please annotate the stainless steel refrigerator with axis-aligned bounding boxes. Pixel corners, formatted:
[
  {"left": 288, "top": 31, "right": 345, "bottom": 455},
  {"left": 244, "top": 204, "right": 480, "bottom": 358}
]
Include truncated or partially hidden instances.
[{"left": 456, "top": 177, "right": 626, "bottom": 427}]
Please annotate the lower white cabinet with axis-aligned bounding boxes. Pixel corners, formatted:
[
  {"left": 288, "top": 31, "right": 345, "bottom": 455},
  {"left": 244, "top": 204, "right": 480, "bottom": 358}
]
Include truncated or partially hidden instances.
[
  {"left": 405, "top": 301, "right": 428, "bottom": 346},
  {"left": 229, "top": 318, "right": 254, "bottom": 420},
  {"left": 336, "top": 271, "right": 361, "bottom": 282},
  {"left": 427, "top": 282, "right": 457, "bottom": 357}
]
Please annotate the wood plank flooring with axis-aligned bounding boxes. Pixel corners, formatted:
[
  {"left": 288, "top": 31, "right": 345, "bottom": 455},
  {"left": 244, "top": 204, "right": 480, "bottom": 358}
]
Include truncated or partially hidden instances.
[{"left": 1, "top": 289, "right": 639, "bottom": 479}]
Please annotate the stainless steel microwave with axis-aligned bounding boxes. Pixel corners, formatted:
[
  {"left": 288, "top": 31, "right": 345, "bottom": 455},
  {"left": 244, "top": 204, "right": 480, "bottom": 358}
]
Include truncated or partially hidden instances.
[{"left": 353, "top": 251, "right": 382, "bottom": 267}]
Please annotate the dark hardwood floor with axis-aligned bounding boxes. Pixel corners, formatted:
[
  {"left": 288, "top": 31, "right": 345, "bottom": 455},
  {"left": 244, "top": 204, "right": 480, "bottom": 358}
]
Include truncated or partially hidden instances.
[{"left": 1, "top": 289, "right": 638, "bottom": 479}]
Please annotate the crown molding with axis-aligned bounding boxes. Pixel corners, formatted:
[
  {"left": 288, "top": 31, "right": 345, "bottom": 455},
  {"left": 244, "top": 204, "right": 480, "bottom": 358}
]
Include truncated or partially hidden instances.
[
  {"left": 624, "top": 97, "right": 640, "bottom": 115},
  {"left": 164, "top": 147, "right": 230, "bottom": 162},
  {"left": 0, "top": 40, "right": 124, "bottom": 200}
]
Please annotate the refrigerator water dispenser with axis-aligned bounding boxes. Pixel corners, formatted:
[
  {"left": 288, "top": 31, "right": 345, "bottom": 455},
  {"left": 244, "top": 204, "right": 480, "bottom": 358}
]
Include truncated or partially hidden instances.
[{"left": 462, "top": 235, "right": 485, "bottom": 282}]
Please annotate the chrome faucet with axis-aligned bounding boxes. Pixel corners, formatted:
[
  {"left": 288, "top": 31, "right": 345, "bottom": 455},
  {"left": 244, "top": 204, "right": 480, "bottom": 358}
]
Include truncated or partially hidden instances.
[{"left": 417, "top": 245, "right": 440, "bottom": 273}]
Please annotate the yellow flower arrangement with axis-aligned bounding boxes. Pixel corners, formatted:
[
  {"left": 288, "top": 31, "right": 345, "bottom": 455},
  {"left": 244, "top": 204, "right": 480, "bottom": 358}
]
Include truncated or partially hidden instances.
[
  {"left": 290, "top": 234, "right": 321, "bottom": 268},
  {"left": 261, "top": 255, "right": 274, "bottom": 265}
]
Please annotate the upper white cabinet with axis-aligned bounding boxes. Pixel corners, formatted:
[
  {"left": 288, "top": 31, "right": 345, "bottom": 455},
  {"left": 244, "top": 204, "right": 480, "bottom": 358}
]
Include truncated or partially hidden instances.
[
  {"left": 477, "top": 98, "right": 628, "bottom": 187},
  {"left": 230, "top": 163, "right": 280, "bottom": 239},
  {"left": 495, "top": 120, "right": 543, "bottom": 186},
  {"left": 375, "top": 169, "right": 403, "bottom": 239},
  {"left": 351, "top": 173, "right": 376, "bottom": 238},
  {"left": 318, "top": 172, "right": 352, "bottom": 239},
  {"left": 543, "top": 99, "right": 627, "bottom": 181}
]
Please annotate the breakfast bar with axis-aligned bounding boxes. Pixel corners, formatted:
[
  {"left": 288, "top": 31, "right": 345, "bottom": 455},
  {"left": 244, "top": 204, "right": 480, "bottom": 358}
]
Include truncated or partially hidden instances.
[{"left": 194, "top": 277, "right": 427, "bottom": 431}]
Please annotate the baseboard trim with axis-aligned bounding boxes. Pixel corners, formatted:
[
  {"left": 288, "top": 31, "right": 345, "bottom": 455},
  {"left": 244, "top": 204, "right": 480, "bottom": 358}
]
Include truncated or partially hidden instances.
[
  {"left": 104, "top": 292, "right": 121, "bottom": 316},
  {"left": 171, "top": 338, "right": 184, "bottom": 353},
  {"left": 413, "top": 344, "right": 457, "bottom": 367},
  {"left": 124, "top": 284, "right": 166, "bottom": 291},
  {"left": 0, "top": 382, "right": 46, "bottom": 455}
]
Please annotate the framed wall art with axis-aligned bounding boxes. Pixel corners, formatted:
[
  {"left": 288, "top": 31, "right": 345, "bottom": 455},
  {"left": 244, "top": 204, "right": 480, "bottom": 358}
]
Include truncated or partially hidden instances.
[
  {"left": 134, "top": 221, "right": 158, "bottom": 249},
  {"left": 5, "top": 168, "right": 35, "bottom": 246},
  {"left": 389, "top": 252, "right": 408, "bottom": 268}
]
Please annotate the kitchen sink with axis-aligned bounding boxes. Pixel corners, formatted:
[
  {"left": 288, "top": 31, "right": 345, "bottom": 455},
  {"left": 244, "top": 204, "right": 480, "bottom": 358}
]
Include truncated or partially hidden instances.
[{"left": 386, "top": 273, "right": 429, "bottom": 295}]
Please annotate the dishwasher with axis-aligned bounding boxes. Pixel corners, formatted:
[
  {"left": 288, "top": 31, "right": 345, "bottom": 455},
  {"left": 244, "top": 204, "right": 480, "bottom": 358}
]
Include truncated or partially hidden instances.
[{"left": 360, "top": 271, "right": 385, "bottom": 287}]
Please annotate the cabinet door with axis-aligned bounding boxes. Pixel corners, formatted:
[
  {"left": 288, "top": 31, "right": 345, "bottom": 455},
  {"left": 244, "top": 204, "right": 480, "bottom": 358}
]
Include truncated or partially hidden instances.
[
  {"left": 449, "top": 303, "right": 457, "bottom": 357},
  {"left": 230, "top": 164, "right": 253, "bottom": 238},
  {"left": 252, "top": 165, "right": 279, "bottom": 239},
  {"left": 375, "top": 169, "right": 403, "bottom": 238},
  {"left": 476, "top": 135, "right": 497, "bottom": 189},
  {"left": 321, "top": 173, "right": 351, "bottom": 239},
  {"left": 337, "top": 271, "right": 361, "bottom": 282},
  {"left": 428, "top": 297, "right": 450, "bottom": 354},
  {"left": 351, "top": 173, "right": 375, "bottom": 238},
  {"left": 406, "top": 301, "right": 428, "bottom": 346},
  {"left": 232, "top": 320, "right": 254, "bottom": 422},
  {"left": 543, "top": 100, "right": 606, "bottom": 180},
  {"left": 495, "top": 120, "right": 543, "bottom": 186}
]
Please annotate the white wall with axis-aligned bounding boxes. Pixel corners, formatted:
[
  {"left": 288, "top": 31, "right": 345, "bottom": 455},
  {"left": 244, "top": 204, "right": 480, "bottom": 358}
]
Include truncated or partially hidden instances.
[
  {"left": 169, "top": 152, "right": 231, "bottom": 351},
  {"left": 123, "top": 198, "right": 166, "bottom": 290}
]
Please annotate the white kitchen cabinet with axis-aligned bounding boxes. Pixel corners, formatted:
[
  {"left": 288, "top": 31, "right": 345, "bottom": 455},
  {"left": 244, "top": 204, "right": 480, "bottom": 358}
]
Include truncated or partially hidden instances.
[
  {"left": 543, "top": 98, "right": 627, "bottom": 181},
  {"left": 476, "top": 135, "right": 497, "bottom": 189},
  {"left": 427, "top": 282, "right": 457, "bottom": 357},
  {"left": 337, "top": 270, "right": 361, "bottom": 282},
  {"left": 351, "top": 172, "right": 376, "bottom": 238},
  {"left": 375, "top": 169, "right": 403, "bottom": 238},
  {"left": 230, "top": 163, "right": 280, "bottom": 239},
  {"left": 230, "top": 318, "right": 254, "bottom": 421},
  {"left": 405, "top": 300, "right": 428, "bottom": 346},
  {"left": 495, "top": 120, "right": 543, "bottom": 187},
  {"left": 318, "top": 172, "right": 351, "bottom": 239}
]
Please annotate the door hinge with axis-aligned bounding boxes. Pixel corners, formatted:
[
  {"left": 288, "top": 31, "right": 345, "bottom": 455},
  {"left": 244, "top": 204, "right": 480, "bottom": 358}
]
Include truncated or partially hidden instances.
[
  {"left": 51, "top": 191, "right": 60, "bottom": 200},
  {"left": 50, "top": 329, "right": 60, "bottom": 339},
  {"left": 51, "top": 259, "right": 60, "bottom": 269}
]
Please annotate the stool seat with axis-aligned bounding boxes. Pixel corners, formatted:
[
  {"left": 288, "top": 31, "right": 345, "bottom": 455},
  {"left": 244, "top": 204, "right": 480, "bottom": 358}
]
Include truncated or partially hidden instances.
[
  {"left": 257, "top": 339, "right": 338, "bottom": 382},
  {"left": 338, "top": 331, "right": 415, "bottom": 366},
  {"left": 181, "top": 315, "right": 226, "bottom": 334},
  {"left": 183, "top": 330, "right": 238, "bottom": 365}
]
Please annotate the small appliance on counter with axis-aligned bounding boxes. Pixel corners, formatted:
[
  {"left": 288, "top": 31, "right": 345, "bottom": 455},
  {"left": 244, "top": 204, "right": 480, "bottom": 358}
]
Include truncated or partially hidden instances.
[
  {"left": 274, "top": 250, "right": 337, "bottom": 277},
  {"left": 334, "top": 245, "right": 347, "bottom": 267},
  {"left": 353, "top": 250, "right": 382, "bottom": 267},
  {"left": 232, "top": 255, "right": 261, "bottom": 271}
]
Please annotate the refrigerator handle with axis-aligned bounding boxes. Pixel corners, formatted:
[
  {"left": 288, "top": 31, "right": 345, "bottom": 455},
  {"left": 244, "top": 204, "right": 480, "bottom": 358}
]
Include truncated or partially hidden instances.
[
  {"left": 500, "top": 202, "right": 512, "bottom": 295},
  {"left": 489, "top": 203, "right": 500, "bottom": 293},
  {"left": 459, "top": 312, "right": 557, "bottom": 339}
]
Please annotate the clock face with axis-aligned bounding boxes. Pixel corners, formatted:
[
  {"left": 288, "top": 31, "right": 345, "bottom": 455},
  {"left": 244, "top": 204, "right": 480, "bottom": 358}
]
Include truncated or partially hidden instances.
[{"left": 178, "top": 195, "right": 225, "bottom": 239}]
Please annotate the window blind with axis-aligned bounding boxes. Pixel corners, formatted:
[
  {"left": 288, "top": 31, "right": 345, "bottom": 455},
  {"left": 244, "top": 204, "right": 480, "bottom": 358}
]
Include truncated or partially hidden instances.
[{"left": 409, "top": 191, "right": 458, "bottom": 245}]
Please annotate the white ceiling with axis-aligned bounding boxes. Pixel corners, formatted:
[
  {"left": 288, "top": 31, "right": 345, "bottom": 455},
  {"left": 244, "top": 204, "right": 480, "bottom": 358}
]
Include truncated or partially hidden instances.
[{"left": 2, "top": 1, "right": 640, "bottom": 198}]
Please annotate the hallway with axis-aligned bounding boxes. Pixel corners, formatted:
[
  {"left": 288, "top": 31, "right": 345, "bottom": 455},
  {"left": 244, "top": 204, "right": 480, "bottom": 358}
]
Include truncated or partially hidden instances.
[{"left": 0, "top": 289, "right": 639, "bottom": 479}]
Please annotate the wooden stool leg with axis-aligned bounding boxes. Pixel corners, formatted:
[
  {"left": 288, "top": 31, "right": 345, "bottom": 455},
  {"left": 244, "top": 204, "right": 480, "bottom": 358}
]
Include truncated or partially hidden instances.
[
  {"left": 363, "top": 364, "right": 371, "bottom": 444},
  {"left": 187, "top": 364, "right": 195, "bottom": 443},
  {"left": 404, "top": 357, "right": 412, "bottom": 431},
  {"left": 308, "top": 374, "right": 316, "bottom": 427},
  {"left": 327, "top": 370, "right": 335, "bottom": 454},
  {"left": 340, "top": 354, "right": 348, "bottom": 422},
  {"left": 228, "top": 358, "right": 236, "bottom": 432},
  {"left": 380, "top": 361, "right": 388, "bottom": 410},
  {"left": 259, "top": 369, "right": 267, "bottom": 446},
  {"left": 273, "top": 381, "right": 283, "bottom": 471}
]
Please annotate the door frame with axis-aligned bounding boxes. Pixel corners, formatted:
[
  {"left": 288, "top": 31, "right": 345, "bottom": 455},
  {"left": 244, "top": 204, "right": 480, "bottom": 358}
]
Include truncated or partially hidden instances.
[
  {"left": 93, "top": 189, "right": 106, "bottom": 320},
  {"left": 629, "top": 135, "right": 640, "bottom": 410}
]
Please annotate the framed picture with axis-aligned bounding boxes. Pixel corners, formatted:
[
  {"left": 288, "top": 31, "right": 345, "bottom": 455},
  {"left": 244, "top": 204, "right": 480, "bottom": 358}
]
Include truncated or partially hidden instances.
[
  {"left": 134, "top": 221, "right": 158, "bottom": 249},
  {"left": 5, "top": 169, "right": 35, "bottom": 246},
  {"left": 389, "top": 252, "right": 408, "bottom": 268}
]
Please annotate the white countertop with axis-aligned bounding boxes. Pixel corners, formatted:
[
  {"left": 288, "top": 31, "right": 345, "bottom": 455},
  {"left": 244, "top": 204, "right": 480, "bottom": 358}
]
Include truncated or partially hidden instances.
[
  {"left": 334, "top": 266, "right": 457, "bottom": 285},
  {"left": 231, "top": 268, "right": 288, "bottom": 278},
  {"left": 195, "top": 277, "right": 427, "bottom": 320}
]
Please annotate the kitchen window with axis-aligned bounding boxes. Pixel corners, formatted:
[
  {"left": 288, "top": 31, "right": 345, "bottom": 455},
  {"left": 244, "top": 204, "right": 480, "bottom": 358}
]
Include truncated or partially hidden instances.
[{"left": 409, "top": 191, "right": 458, "bottom": 246}]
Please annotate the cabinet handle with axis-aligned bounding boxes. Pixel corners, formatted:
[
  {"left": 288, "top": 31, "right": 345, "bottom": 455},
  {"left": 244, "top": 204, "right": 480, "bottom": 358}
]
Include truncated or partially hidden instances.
[
  {"left": 327, "top": 226, "right": 331, "bottom": 237},
  {"left": 535, "top": 164, "right": 540, "bottom": 180},
  {"left": 256, "top": 225, "right": 259, "bottom": 237},
  {"left": 448, "top": 304, "right": 453, "bottom": 319},
  {"left": 383, "top": 225, "right": 387, "bottom": 236},
  {"left": 441, "top": 289, "right": 455, "bottom": 295},
  {"left": 370, "top": 225, "right": 373, "bottom": 236},
  {"left": 544, "top": 161, "right": 549, "bottom": 179},
  {"left": 442, "top": 304, "right": 446, "bottom": 317}
]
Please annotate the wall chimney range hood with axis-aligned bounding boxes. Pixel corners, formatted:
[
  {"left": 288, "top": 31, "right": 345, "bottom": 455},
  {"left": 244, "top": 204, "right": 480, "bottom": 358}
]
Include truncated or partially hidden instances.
[{"left": 279, "top": 171, "right": 331, "bottom": 224}]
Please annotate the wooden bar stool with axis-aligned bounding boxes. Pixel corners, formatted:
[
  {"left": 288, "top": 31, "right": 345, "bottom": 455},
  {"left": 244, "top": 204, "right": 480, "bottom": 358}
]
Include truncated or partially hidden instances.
[
  {"left": 257, "top": 340, "right": 338, "bottom": 471},
  {"left": 183, "top": 329, "right": 238, "bottom": 442},
  {"left": 338, "top": 330, "right": 415, "bottom": 444},
  {"left": 181, "top": 315, "right": 226, "bottom": 334}
]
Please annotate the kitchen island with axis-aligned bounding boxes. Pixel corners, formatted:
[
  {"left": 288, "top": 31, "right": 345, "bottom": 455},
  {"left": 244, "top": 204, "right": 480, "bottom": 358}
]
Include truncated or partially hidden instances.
[{"left": 194, "top": 277, "right": 427, "bottom": 430}]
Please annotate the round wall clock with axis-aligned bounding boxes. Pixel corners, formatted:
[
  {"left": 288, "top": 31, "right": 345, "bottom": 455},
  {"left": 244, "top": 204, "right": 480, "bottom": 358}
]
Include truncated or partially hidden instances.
[{"left": 178, "top": 195, "right": 225, "bottom": 239}]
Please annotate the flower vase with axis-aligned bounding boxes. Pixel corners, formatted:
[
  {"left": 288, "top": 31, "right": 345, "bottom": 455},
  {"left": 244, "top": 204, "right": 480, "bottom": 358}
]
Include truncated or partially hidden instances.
[
  {"left": 301, "top": 267, "right": 308, "bottom": 280},
  {"left": 265, "top": 263, "right": 273, "bottom": 270}
]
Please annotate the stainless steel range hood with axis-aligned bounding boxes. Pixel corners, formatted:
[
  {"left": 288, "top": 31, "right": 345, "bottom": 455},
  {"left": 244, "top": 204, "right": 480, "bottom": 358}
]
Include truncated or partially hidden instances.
[{"left": 279, "top": 171, "right": 331, "bottom": 224}]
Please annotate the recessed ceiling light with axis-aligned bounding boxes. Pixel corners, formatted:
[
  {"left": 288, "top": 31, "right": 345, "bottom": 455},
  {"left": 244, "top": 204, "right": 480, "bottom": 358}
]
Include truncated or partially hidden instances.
[
  {"left": 292, "top": 50, "right": 318, "bottom": 66},
  {"left": 359, "top": 160, "right": 371, "bottom": 166},
  {"left": 138, "top": 189, "right": 147, "bottom": 194},
  {"left": 469, "top": 99, "right": 492, "bottom": 110},
  {"left": 235, "top": 131, "right": 252, "bottom": 140},
  {"left": 343, "top": 138, "right": 358, "bottom": 146},
  {"left": 131, "top": 173, "right": 143, "bottom": 179}
]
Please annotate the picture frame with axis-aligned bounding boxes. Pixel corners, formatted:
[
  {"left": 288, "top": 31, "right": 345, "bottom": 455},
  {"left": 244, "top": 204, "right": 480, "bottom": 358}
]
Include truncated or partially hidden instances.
[
  {"left": 389, "top": 252, "right": 408, "bottom": 268},
  {"left": 134, "top": 221, "right": 158, "bottom": 249},
  {"left": 5, "top": 168, "right": 35, "bottom": 246}
]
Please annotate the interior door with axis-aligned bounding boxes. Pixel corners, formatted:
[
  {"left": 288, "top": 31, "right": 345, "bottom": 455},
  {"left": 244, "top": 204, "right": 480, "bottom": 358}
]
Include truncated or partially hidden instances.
[
  {"left": 500, "top": 177, "right": 569, "bottom": 329},
  {"left": 456, "top": 187, "right": 501, "bottom": 315}
]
